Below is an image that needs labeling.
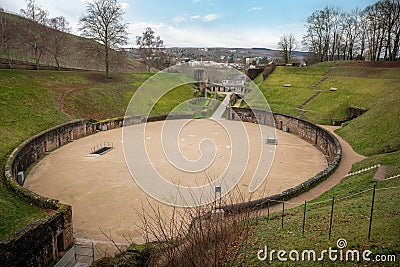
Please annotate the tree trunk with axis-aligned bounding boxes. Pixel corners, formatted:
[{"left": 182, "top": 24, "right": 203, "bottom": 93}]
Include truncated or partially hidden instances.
[
  {"left": 105, "top": 44, "right": 110, "bottom": 79},
  {"left": 390, "top": 30, "right": 400, "bottom": 60},
  {"left": 284, "top": 49, "right": 288, "bottom": 64},
  {"left": 377, "top": 28, "right": 385, "bottom": 61},
  {"left": 348, "top": 42, "right": 354, "bottom": 60},
  {"left": 54, "top": 55, "right": 60, "bottom": 70}
]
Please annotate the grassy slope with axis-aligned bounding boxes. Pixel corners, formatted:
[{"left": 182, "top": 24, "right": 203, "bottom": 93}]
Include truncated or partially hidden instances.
[
  {"left": 0, "top": 70, "right": 68, "bottom": 240},
  {"left": 255, "top": 63, "right": 331, "bottom": 116},
  {"left": 0, "top": 69, "right": 196, "bottom": 240},
  {"left": 230, "top": 63, "right": 400, "bottom": 266}
]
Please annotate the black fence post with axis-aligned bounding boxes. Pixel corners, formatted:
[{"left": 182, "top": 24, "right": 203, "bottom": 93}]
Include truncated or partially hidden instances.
[
  {"left": 91, "top": 241, "right": 95, "bottom": 262},
  {"left": 368, "top": 183, "right": 377, "bottom": 239},
  {"left": 329, "top": 196, "right": 335, "bottom": 240},
  {"left": 282, "top": 202, "right": 285, "bottom": 229},
  {"left": 267, "top": 200, "right": 270, "bottom": 221},
  {"left": 302, "top": 200, "right": 307, "bottom": 236}
]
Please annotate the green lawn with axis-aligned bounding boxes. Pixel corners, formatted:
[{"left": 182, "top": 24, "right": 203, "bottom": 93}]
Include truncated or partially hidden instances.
[{"left": 254, "top": 65, "right": 330, "bottom": 117}]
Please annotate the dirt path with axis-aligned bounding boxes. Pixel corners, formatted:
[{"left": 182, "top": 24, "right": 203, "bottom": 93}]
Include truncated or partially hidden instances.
[
  {"left": 265, "top": 125, "right": 366, "bottom": 213},
  {"left": 297, "top": 68, "right": 333, "bottom": 119},
  {"left": 59, "top": 89, "right": 75, "bottom": 120}
]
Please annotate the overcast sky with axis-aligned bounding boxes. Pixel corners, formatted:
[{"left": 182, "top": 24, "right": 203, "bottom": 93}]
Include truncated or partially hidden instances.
[{"left": 0, "top": 0, "right": 377, "bottom": 49}]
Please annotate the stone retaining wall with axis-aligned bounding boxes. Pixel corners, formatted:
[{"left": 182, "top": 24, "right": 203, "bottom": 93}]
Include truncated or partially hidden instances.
[
  {"left": 1, "top": 120, "right": 97, "bottom": 266},
  {"left": 223, "top": 107, "right": 342, "bottom": 213}
]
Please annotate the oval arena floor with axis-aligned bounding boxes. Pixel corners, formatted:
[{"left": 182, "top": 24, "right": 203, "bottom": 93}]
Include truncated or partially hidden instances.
[{"left": 25, "top": 119, "right": 327, "bottom": 244}]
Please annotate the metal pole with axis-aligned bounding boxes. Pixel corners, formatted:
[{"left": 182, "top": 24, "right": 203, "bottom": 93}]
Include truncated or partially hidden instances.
[
  {"left": 219, "top": 191, "right": 222, "bottom": 210},
  {"left": 74, "top": 243, "right": 77, "bottom": 261},
  {"left": 281, "top": 202, "right": 285, "bottom": 229},
  {"left": 267, "top": 200, "right": 270, "bottom": 221},
  {"left": 214, "top": 190, "right": 217, "bottom": 210},
  {"left": 302, "top": 200, "right": 307, "bottom": 236},
  {"left": 329, "top": 196, "right": 335, "bottom": 240},
  {"left": 368, "top": 183, "right": 377, "bottom": 239},
  {"left": 214, "top": 232, "right": 217, "bottom": 267},
  {"left": 92, "top": 241, "right": 94, "bottom": 262}
]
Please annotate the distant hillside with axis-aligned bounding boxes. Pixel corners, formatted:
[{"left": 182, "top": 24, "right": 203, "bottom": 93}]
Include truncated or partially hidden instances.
[{"left": 0, "top": 11, "right": 142, "bottom": 72}]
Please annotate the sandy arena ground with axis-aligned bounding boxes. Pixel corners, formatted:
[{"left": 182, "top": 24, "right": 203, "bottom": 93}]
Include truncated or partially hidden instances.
[{"left": 25, "top": 119, "right": 327, "bottom": 244}]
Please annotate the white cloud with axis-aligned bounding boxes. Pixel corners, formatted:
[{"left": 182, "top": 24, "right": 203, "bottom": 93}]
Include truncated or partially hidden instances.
[
  {"left": 249, "top": 7, "right": 263, "bottom": 11},
  {"left": 203, "top": 13, "right": 218, "bottom": 22},
  {"left": 173, "top": 15, "right": 187, "bottom": 24},
  {"left": 190, "top": 15, "right": 200, "bottom": 20}
]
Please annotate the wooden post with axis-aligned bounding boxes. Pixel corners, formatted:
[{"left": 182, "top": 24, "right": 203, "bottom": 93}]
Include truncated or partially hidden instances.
[
  {"left": 302, "top": 200, "right": 307, "bottom": 236},
  {"left": 368, "top": 183, "right": 377, "bottom": 239},
  {"left": 329, "top": 196, "right": 335, "bottom": 240}
]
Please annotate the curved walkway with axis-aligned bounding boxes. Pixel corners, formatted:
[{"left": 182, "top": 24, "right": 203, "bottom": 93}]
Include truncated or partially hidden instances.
[{"left": 266, "top": 125, "right": 366, "bottom": 213}]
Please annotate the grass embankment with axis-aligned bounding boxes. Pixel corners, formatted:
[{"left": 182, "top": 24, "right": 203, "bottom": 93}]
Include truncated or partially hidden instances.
[
  {"left": 254, "top": 63, "right": 333, "bottom": 116},
  {"left": 0, "top": 70, "right": 69, "bottom": 240},
  {"left": 0, "top": 69, "right": 197, "bottom": 240},
  {"left": 227, "top": 62, "right": 400, "bottom": 266}
]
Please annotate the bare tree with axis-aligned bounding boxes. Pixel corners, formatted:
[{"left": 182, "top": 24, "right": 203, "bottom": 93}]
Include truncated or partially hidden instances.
[
  {"left": 342, "top": 9, "right": 362, "bottom": 60},
  {"left": 48, "top": 16, "right": 70, "bottom": 70},
  {"left": 278, "top": 33, "right": 297, "bottom": 64},
  {"left": 328, "top": 8, "right": 343, "bottom": 60},
  {"left": 136, "top": 27, "right": 167, "bottom": 71},
  {"left": 303, "top": 7, "right": 333, "bottom": 63},
  {"left": 80, "top": 0, "right": 128, "bottom": 78},
  {"left": 20, "top": 0, "right": 48, "bottom": 70},
  {"left": 363, "top": 0, "right": 400, "bottom": 61},
  {"left": 302, "top": 2, "right": 400, "bottom": 63},
  {"left": 358, "top": 11, "right": 369, "bottom": 60},
  {"left": 381, "top": 0, "right": 400, "bottom": 60},
  {"left": 390, "top": 0, "right": 400, "bottom": 60}
]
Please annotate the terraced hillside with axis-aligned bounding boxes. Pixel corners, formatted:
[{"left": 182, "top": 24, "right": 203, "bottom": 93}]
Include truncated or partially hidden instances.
[{"left": 257, "top": 61, "right": 400, "bottom": 156}]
